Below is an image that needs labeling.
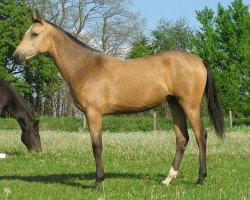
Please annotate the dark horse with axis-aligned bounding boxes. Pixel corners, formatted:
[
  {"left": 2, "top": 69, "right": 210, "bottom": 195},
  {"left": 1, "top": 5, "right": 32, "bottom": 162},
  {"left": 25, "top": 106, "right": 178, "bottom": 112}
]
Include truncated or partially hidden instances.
[
  {"left": 13, "top": 11, "right": 224, "bottom": 189},
  {"left": 0, "top": 78, "right": 42, "bottom": 152}
]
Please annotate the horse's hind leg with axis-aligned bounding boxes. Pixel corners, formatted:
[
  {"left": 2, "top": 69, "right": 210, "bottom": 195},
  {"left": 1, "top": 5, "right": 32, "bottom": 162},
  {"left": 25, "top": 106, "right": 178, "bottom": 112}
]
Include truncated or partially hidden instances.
[
  {"left": 180, "top": 101, "right": 207, "bottom": 186},
  {"left": 162, "top": 98, "right": 189, "bottom": 186}
]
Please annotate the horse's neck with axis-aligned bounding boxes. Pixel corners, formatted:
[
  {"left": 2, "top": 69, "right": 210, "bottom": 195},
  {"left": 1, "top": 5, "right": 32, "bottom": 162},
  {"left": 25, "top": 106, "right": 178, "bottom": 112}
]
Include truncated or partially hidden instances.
[
  {"left": 7, "top": 96, "right": 34, "bottom": 129},
  {"left": 48, "top": 30, "right": 93, "bottom": 84}
]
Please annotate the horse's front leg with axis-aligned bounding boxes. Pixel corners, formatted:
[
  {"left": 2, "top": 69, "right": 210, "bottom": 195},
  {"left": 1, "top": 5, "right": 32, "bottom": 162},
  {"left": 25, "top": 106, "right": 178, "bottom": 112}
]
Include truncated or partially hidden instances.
[{"left": 85, "top": 108, "right": 104, "bottom": 190}]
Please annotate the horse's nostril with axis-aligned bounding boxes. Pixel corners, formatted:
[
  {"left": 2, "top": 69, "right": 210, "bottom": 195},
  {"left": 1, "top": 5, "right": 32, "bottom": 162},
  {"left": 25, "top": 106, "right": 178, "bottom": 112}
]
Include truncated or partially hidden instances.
[
  {"left": 13, "top": 52, "right": 25, "bottom": 64},
  {"left": 13, "top": 53, "right": 19, "bottom": 62}
]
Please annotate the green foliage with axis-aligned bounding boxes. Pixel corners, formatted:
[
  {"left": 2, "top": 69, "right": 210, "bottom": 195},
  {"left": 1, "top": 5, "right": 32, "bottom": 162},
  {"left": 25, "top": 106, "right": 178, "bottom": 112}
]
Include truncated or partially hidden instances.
[
  {"left": 24, "top": 55, "right": 61, "bottom": 115},
  {"left": 233, "top": 118, "right": 250, "bottom": 126},
  {"left": 103, "top": 115, "right": 174, "bottom": 132},
  {"left": 0, "top": 116, "right": 249, "bottom": 133},
  {"left": 0, "top": 118, "right": 19, "bottom": 130},
  {"left": 0, "top": 0, "right": 31, "bottom": 93},
  {"left": 39, "top": 117, "right": 84, "bottom": 132},
  {"left": 195, "top": 0, "right": 250, "bottom": 117},
  {"left": 127, "top": 35, "right": 152, "bottom": 59},
  {"left": 1, "top": 116, "right": 174, "bottom": 132},
  {"left": 151, "top": 17, "right": 195, "bottom": 52},
  {"left": 127, "top": 17, "right": 195, "bottom": 59},
  {"left": 0, "top": 117, "right": 83, "bottom": 132}
]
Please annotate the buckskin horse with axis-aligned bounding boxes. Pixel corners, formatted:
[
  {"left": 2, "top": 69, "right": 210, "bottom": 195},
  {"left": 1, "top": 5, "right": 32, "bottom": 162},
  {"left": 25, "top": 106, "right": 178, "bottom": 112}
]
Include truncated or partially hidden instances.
[
  {"left": 13, "top": 11, "right": 224, "bottom": 189},
  {"left": 0, "top": 78, "right": 42, "bottom": 152}
]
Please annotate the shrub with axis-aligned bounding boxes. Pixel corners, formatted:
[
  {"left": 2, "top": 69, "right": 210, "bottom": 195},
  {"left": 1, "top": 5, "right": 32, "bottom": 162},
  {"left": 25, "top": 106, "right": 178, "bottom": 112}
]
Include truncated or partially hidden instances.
[{"left": 0, "top": 116, "right": 248, "bottom": 132}]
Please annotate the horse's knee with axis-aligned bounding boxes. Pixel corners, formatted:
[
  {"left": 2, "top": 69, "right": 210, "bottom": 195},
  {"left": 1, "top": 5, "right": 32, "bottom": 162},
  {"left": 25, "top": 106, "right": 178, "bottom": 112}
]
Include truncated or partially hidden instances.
[{"left": 177, "top": 141, "right": 186, "bottom": 153}]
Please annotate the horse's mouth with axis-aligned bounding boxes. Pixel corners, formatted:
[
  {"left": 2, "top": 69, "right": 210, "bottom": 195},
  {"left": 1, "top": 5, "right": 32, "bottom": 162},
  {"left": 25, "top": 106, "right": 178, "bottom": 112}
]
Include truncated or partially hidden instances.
[
  {"left": 29, "top": 146, "right": 42, "bottom": 153},
  {"left": 26, "top": 54, "right": 37, "bottom": 60},
  {"left": 12, "top": 53, "right": 26, "bottom": 65},
  {"left": 26, "top": 144, "right": 42, "bottom": 153},
  {"left": 20, "top": 60, "right": 26, "bottom": 65}
]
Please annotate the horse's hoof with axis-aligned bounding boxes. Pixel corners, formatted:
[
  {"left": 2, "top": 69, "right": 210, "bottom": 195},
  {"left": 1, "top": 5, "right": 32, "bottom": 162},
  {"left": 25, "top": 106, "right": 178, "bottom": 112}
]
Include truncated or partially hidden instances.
[
  {"left": 91, "top": 182, "right": 101, "bottom": 191},
  {"left": 91, "top": 185, "right": 98, "bottom": 191},
  {"left": 162, "top": 180, "right": 171, "bottom": 186},
  {"left": 196, "top": 179, "right": 204, "bottom": 187},
  {"left": 91, "top": 178, "right": 104, "bottom": 191}
]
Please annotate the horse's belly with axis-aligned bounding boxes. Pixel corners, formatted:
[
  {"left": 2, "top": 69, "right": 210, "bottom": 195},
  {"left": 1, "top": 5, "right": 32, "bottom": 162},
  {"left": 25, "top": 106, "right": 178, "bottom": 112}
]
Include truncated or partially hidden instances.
[{"left": 104, "top": 83, "right": 169, "bottom": 114}]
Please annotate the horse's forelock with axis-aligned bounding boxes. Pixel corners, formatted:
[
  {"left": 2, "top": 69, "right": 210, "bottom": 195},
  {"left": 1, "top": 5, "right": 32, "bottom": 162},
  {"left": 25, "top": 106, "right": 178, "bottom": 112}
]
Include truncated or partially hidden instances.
[{"left": 33, "top": 19, "right": 41, "bottom": 24}]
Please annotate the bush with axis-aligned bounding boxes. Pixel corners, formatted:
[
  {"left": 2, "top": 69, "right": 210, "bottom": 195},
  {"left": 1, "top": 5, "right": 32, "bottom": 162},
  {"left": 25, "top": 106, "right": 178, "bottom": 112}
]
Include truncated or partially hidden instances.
[
  {"left": 0, "top": 118, "right": 19, "bottom": 130},
  {"left": 102, "top": 115, "right": 173, "bottom": 132},
  {"left": 233, "top": 118, "right": 250, "bottom": 126},
  {"left": 0, "top": 116, "right": 248, "bottom": 133},
  {"left": 39, "top": 117, "right": 83, "bottom": 132}
]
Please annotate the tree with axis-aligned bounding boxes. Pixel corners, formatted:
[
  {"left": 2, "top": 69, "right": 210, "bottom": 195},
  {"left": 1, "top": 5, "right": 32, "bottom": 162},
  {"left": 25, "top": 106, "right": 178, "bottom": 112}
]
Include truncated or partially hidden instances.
[
  {"left": 0, "top": 0, "right": 31, "bottom": 93},
  {"left": 24, "top": 55, "right": 61, "bottom": 116},
  {"left": 127, "top": 35, "right": 152, "bottom": 59},
  {"left": 195, "top": 0, "right": 250, "bottom": 117},
  {"left": 128, "top": 17, "right": 196, "bottom": 59},
  {"left": 151, "top": 18, "right": 195, "bottom": 53},
  {"left": 91, "top": 0, "right": 145, "bottom": 57}
]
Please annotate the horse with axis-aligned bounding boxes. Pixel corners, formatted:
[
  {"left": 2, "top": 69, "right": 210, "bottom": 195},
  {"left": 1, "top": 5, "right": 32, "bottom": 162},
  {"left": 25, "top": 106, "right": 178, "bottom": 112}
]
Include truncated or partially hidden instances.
[
  {"left": 13, "top": 11, "right": 224, "bottom": 189},
  {"left": 0, "top": 78, "right": 42, "bottom": 152}
]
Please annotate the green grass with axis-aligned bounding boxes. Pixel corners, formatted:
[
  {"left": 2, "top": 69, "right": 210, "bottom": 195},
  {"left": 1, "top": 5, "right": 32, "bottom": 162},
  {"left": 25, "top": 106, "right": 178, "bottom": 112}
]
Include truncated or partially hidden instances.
[{"left": 0, "top": 129, "right": 249, "bottom": 199}]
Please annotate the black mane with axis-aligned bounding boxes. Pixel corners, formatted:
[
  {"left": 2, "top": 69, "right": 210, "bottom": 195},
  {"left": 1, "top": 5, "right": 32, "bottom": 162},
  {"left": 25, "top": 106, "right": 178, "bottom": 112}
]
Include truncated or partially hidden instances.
[{"left": 46, "top": 21, "right": 103, "bottom": 54}]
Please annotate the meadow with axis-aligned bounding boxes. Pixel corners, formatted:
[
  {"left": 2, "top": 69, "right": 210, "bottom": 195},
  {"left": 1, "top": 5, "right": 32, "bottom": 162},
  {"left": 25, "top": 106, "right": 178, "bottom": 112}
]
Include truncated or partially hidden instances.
[{"left": 0, "top": 125, "right": 249, "bottom": 200}]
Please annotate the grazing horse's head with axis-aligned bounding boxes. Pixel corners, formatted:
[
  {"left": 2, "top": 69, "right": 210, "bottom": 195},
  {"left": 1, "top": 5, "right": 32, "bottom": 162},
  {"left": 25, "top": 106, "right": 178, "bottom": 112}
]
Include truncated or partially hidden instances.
[
  {"left": 20, "top": 118, "right": 42, "bottom": 152},
  {"left": 13, "top": 11, "right": 51, "bottom": 64}
]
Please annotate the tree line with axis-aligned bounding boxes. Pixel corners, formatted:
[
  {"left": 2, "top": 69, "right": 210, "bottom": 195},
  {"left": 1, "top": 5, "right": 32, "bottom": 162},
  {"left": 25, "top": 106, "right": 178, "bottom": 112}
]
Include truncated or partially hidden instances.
[{"left": 0, "top": 0, "right": 249, "bottom": 118}]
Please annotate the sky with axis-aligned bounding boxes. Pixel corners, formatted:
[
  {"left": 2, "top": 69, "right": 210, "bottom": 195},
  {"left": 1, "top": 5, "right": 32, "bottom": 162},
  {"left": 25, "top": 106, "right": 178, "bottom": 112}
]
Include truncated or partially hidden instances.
[{"left": 131, "top": 0, "right": 250, "bottom": 33}]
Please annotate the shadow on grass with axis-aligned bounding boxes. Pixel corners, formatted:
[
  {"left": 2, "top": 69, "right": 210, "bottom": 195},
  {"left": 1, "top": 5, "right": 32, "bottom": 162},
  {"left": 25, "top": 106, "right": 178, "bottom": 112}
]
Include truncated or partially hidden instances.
[{"left": 0, "top": 172, "right": 164, "bottom": 189}]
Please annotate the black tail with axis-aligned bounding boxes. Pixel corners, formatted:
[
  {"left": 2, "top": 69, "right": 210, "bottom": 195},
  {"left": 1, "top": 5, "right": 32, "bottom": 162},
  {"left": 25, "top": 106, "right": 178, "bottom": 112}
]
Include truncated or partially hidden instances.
[{"left": 203, "top": 61, "right": 225, "bottom": 138}]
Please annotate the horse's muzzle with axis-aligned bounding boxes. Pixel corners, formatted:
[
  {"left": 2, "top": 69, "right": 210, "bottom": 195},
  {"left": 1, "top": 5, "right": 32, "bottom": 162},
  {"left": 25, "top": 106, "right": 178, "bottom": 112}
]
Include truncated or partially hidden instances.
[
  {"left": 29, "top": 146, "right": 42, "bottom": 153},
  {"left": 12, "top": 52, "right": 26, "bottom": 65}
]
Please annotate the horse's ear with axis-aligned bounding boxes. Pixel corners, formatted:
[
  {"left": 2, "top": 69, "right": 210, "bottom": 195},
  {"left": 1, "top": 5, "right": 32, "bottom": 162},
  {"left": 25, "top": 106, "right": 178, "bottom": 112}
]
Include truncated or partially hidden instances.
[
  {"left": 35, "top": 10, "right": 45, "bottom": 24},
  {"left": 30, "top": 11, "right": 36, "bottom": 23}
]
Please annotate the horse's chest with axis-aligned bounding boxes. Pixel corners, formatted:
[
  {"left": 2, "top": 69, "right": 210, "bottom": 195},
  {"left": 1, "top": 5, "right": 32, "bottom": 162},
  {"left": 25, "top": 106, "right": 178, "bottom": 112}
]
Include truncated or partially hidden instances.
[{"left": 69, "top": 84, "right": 101, "bottom": 111}]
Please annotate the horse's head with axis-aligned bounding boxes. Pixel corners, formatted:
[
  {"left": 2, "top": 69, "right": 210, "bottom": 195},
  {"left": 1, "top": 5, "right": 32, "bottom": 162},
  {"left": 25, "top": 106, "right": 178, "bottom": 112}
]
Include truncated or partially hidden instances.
[
  {"left": 13, "top": 11, "right": 51, "bottom": 64},
  {"left": 20, "top": 119, "right": 42, "bottom": 152}
]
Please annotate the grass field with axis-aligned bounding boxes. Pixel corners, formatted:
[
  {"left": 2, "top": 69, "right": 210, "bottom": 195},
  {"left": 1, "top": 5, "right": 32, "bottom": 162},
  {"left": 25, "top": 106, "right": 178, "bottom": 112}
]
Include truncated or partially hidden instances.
[{"left": 0, "top": 128, "right": 249, "bottom": 200}]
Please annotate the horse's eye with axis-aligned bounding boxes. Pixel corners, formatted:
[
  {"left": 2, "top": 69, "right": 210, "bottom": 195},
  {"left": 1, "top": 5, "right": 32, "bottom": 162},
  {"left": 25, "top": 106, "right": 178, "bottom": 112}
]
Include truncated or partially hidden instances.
[{"left": 31, "top": 32, "right": 39, "bottom": 37}]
